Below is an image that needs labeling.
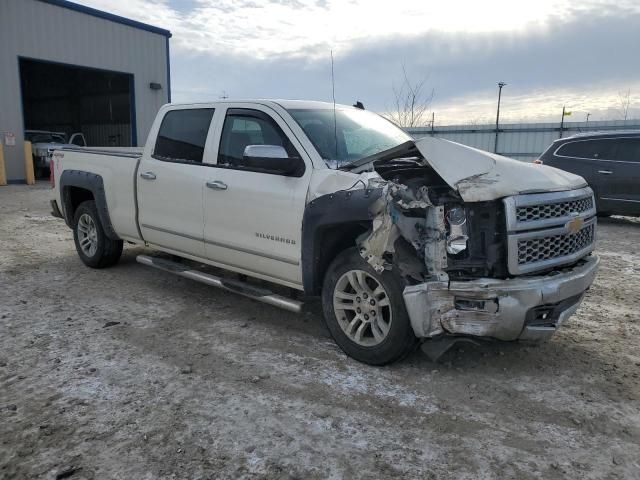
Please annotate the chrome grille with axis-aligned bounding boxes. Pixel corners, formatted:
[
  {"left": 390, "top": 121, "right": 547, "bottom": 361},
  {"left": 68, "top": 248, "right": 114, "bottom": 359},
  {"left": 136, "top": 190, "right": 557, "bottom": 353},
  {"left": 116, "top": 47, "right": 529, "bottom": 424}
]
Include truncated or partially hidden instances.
[
  {"left": 504, "top": 187, "right": 597, "bottom": 275},
  {"left": 518, "top": 223, "right": 595, "bottom": 265},
  {"left": 516, "top": 196, "right": 594, "bottom": 223}
]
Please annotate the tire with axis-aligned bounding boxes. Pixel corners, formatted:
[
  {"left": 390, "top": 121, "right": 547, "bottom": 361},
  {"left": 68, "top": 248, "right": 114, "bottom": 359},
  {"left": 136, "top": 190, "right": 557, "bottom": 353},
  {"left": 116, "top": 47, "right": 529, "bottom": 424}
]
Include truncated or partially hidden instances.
[
  {"left": 72, "top": 200, "right": 123, "bottom": 268},
  {"left": 321, "top": 248, "right": 418, "bottom": 365}
]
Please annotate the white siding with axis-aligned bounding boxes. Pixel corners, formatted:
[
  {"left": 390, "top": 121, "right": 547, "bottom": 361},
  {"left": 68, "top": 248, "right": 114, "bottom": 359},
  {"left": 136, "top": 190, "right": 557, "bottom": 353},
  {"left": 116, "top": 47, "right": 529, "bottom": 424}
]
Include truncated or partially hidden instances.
[{"left": 0, "top": 0, "right": 169, "bottom": 180}]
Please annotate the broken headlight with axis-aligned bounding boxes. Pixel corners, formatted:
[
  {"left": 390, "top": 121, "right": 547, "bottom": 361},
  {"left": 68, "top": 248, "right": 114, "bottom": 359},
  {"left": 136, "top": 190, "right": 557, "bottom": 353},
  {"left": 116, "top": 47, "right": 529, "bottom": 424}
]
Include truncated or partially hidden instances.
[{"left": 446, "top": 206, "right": 468, "bottom": 255}]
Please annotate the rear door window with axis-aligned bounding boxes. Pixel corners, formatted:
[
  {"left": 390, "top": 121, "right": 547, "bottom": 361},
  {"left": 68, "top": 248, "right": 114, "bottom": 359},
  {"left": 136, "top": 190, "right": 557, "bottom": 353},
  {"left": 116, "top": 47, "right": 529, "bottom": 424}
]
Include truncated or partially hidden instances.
[
  {"left": 593, "top": 139, "right": 618, "bottom": 160},
  {"left": 154, "top": 109, "right": 215, "bottom": 163},
  {"left": 556, "top": 138, "right": 617, "bottom": 160},
  {"left": 556, "top": 140, "right": 599, "bottom": 159},
  {"left": 613, "top": 138, "right": 640, "bottom": 162}
]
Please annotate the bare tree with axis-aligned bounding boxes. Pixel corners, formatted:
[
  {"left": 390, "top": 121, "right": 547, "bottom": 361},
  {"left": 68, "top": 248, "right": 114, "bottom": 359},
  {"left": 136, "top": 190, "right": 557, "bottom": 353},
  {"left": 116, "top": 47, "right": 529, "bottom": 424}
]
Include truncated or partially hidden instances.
[
  {"left": 387, "top": 65, "right": 434, "bottom": 128},
  {"left": 618, "top": 89, "right": 631, "bottom": 121}
]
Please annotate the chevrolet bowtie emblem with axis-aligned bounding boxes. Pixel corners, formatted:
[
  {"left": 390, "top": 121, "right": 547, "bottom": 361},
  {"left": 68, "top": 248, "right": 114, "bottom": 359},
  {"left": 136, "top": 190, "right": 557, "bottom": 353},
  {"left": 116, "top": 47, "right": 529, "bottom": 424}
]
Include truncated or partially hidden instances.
[{"left": 565, "top": 217, "right": 584, "bottom": 234}]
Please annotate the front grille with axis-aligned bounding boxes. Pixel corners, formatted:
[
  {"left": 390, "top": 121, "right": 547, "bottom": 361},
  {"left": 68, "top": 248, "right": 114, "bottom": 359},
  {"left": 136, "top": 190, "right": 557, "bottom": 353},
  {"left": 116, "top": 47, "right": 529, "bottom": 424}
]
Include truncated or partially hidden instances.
[
  {"left": 518, "top": 223, "right": 595, "bottom": 265},
  {"left": 516, "top": 196, "right": 594, "bottom": 223},
  {"left": 504, "top": 187, "right": 597, "bottom": 275}
]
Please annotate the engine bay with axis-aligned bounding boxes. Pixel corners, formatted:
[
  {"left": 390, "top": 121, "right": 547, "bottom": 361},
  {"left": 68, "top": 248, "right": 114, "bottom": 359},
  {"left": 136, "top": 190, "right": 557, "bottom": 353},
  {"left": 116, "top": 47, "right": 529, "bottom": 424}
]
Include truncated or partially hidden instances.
[{"left": 357, "top": 156, "right": 509, "bottom": 283}]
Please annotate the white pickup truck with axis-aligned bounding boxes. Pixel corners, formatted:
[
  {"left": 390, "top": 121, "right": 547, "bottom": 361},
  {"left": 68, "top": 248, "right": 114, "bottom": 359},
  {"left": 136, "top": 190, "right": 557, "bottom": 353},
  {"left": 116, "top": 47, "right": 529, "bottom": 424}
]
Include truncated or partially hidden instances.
[
  {"left": 50, "top": 100, "right": 599, "bottom": 364},
  {"left": 26, "top": 130, "right": 87, "bottom": 178}
]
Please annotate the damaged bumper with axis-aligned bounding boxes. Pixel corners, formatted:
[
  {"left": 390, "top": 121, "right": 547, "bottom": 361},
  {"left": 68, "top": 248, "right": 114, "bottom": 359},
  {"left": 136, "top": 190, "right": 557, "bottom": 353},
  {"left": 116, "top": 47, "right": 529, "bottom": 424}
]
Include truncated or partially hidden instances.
[{"left": 403, "top": 255, "right": 599, "bottom": 342}]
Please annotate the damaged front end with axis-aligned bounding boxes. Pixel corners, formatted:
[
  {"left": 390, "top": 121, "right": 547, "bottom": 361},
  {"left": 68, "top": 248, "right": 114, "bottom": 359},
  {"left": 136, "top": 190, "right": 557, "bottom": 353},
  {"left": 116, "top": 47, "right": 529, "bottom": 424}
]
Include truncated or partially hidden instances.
[
  {"left": 352, "top": 137, "right": 599, "bottom": 346},
  {"left": 358, "top": 181, "right": 448, "bottom": 282},
  {"left": 356, "top": 170, "right": 507, "bottom": 339}
]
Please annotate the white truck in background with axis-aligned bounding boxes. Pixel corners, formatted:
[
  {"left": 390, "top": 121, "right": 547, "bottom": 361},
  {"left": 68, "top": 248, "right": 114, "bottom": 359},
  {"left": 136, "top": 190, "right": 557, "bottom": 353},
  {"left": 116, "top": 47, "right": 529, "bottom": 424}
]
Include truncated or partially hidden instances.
[
  {"left": 25, "top": 130, "right": 86, "bottom": 178},
  {"left": 50, "top": 100, "right": 599, "bottom": 364}
]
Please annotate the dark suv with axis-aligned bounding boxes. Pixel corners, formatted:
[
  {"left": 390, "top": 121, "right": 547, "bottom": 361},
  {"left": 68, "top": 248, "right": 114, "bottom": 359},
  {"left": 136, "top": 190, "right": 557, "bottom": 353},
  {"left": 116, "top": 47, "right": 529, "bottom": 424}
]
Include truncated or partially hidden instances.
[{"left": 538, "top": 131, "right": 640, "bottom": 216}]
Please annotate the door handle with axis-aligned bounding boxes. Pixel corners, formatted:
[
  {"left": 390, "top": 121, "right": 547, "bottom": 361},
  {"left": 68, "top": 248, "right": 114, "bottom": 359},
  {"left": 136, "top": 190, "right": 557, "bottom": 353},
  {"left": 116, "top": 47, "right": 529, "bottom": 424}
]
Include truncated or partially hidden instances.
[
  {"left": 597, "top": 170, "right": 612, "bottom": 175},
  {"left": 140, "top": 171, "right": 157, "bottom": 180},
  {"left": 206, "top": 180, "right": 228, "bottom": 190}
]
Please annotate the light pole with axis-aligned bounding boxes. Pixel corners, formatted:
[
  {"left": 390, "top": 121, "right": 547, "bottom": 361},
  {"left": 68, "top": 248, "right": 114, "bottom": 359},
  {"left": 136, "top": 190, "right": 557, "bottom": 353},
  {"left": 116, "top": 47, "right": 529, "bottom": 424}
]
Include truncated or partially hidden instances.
[
  {"left": 559, "top": 106, "right": 571, "bottom": 138},
  {"left": 585, "top": 113, "right": 591, "bottom": 125},
  {"left": 494, "top": 82, "right": 506, "bottom": 154}
]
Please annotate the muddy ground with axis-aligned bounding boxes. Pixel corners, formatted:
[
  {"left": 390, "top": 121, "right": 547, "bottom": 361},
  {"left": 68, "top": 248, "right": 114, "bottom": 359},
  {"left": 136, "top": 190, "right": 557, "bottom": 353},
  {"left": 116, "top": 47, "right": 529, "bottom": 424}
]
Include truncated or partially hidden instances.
[{"left": 1, "top": 183, "right": 639, "bottom": 480}]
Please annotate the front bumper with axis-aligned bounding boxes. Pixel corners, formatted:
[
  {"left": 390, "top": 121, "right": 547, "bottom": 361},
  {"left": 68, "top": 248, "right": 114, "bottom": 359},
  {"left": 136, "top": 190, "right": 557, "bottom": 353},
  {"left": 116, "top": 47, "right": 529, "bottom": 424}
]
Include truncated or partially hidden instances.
[{"left": 403, "top": 255, "right": 599, "bottom": 341}]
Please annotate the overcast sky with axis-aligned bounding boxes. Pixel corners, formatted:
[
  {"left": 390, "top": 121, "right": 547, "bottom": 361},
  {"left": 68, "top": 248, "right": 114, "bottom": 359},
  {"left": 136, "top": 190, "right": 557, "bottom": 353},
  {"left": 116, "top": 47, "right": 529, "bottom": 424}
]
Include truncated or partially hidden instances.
[{"left": 81, "top": 0, "right": 640, "bottom": 125}]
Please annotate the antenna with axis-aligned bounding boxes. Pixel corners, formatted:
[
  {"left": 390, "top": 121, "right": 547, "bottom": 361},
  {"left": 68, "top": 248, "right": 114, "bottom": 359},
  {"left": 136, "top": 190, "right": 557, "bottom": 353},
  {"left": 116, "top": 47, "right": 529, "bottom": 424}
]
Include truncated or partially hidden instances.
[{"left": 330, "top": 50, "right": 338, "bottom": 161}]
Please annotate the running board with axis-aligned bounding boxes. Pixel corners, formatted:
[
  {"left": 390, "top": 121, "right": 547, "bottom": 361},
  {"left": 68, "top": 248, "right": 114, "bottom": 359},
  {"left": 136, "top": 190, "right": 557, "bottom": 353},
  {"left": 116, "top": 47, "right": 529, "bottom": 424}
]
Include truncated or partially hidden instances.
[{"left": 136, "top": 255, "right": 303, "bottom": 313}]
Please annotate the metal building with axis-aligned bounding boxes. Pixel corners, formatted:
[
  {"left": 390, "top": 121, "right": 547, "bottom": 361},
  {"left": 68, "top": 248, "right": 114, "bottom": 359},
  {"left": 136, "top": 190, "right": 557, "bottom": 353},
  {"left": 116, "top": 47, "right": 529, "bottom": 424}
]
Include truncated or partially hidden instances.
[
  {"left": 408, "top": 119, "right": 640, "bottom": 162},
  {"left": 0, "top": 0, "right": 171, "bottom": 182}
]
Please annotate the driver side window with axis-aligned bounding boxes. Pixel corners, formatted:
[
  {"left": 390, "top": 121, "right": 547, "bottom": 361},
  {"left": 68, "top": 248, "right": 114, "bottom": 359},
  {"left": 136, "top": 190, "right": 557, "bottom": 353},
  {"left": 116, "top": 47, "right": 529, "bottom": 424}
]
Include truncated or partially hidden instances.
[{"left": 217, "top": 109, "right": 298, "bottom": 167}]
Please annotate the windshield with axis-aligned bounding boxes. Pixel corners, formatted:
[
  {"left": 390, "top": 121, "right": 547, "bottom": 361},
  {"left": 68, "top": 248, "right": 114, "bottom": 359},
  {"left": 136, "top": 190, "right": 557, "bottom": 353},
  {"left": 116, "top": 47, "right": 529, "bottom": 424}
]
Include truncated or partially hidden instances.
[{"left": 287, "top": 108, "right": 411, "bottom": 168}]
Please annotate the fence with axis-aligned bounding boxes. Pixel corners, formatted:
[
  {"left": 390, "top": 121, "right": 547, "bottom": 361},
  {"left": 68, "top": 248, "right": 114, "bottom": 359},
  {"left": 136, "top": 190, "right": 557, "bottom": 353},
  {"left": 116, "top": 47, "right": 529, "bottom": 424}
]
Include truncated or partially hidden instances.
[{"left": 406, "top": 119, "right": 640, "bottom": 162}]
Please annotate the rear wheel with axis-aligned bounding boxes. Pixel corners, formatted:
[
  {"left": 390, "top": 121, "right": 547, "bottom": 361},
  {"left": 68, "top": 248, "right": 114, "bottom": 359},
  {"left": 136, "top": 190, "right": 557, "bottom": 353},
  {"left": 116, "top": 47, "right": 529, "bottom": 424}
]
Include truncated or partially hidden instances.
[
  {"left": 321, "top": 248, "right": 417, "bottom": 365},
  {"left": 73, "top": 200, "right": 123, "bottom": 268}
]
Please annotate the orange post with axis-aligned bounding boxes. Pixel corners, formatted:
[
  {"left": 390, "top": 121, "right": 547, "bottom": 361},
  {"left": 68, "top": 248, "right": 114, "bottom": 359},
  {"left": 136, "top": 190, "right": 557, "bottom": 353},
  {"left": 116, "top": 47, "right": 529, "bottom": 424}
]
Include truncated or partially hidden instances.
[{"left": 23, "top": 140, "right": 35, "bottom": 185}]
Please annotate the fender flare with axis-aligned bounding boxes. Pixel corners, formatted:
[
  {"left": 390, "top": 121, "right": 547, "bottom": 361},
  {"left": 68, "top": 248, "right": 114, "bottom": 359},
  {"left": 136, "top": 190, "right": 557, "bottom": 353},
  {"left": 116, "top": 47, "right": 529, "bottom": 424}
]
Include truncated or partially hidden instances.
[
  {"left": 301, "top": 188, "right": 382, "bottom": 295},
  {"left": 59, "top": 170, "right": 120, "bottom": 240}
]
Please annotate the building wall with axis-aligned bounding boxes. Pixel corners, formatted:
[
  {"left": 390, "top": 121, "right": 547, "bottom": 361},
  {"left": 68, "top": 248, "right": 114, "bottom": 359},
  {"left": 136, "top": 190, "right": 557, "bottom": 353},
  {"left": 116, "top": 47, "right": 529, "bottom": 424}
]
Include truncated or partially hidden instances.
[
  {"left": 407, "top": 119, "right": 640, "bottom": 162},
  {"left": 0, "top": 0, "right": 170, "bottom": 181}
]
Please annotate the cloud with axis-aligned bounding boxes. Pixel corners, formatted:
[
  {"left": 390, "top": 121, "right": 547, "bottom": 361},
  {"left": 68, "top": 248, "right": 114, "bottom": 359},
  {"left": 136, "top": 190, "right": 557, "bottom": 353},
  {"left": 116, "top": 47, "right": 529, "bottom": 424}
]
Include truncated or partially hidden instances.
[
  {"left": 431, "top": 86, "right": 640, "bottom": 124},
  {"left": 79, "top": 0, "right": 640, "bottom": 124},
  {"left": 83, "top": 0, "right": 640, "bottom": 58}
]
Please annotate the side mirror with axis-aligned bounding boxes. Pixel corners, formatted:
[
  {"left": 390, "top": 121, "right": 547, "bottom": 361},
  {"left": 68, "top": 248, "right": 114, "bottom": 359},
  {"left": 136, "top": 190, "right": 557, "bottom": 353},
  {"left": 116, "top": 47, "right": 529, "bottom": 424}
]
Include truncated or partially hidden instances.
[{"left": 242, "top": 145, "right": 304, "bottom": 176}]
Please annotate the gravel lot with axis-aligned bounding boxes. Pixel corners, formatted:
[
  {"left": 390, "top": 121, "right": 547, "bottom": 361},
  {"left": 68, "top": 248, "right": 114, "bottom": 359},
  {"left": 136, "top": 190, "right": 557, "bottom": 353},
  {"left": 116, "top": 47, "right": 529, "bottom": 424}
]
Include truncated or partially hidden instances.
[{"left": 1, "top": 183, "right": 639, "bottom": 480}]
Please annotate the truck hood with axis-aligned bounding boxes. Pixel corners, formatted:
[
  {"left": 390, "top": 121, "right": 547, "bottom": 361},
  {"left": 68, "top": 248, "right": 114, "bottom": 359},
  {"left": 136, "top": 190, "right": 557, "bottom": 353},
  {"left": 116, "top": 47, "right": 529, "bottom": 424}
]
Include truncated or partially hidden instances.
[{"left": 414, "top": 137, "right": 587, "bottom": 202}]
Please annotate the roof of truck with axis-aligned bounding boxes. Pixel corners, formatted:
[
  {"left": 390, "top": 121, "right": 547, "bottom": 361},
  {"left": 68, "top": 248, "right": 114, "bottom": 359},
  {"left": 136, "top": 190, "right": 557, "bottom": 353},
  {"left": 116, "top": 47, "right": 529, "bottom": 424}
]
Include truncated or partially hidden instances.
[
  {"left": 166, "top": 99, "right": 358, "bottom": 110},
  {"left": 272, "top": 100, "right": 356, "bottom": 110}
]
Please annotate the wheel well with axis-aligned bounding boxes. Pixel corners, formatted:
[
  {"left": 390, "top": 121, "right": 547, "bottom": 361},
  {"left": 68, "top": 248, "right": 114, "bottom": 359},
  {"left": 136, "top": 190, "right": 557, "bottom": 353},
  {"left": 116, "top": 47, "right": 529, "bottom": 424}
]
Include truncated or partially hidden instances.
[
  {"left": 64, "top": 187, "right": 94, "bottom": 221},
  {"left": 311, "top": 222, "right": 369, "bottom": 295}
]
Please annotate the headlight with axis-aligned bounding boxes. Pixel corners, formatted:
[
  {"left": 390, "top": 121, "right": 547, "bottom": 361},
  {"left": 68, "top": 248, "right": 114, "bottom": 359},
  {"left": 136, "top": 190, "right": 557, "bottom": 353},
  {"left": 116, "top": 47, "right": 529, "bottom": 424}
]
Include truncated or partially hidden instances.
[{"left": 446, "top": 206, "right": 468, "bottom": 255}]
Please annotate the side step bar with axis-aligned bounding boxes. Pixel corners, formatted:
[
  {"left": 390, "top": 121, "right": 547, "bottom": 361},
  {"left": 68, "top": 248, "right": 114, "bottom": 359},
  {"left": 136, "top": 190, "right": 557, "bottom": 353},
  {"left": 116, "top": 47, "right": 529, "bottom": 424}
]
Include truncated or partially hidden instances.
[{"left": 136, "top": 255, "right": 303, "bottom": 313}]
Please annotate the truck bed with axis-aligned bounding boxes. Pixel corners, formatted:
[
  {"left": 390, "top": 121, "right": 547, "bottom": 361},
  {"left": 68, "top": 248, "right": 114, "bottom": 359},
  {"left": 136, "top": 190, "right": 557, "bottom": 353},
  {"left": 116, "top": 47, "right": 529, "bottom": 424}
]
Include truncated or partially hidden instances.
[{"left": 53, "top": 146, "right": 144, "bottom": 243}]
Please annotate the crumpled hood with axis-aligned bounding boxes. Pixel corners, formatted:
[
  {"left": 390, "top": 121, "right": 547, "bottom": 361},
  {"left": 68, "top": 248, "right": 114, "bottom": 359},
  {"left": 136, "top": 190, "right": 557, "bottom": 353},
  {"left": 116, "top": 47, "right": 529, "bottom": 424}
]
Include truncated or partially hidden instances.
[{"left": 414, "top": 136, "right": 587, "bottom": 202}]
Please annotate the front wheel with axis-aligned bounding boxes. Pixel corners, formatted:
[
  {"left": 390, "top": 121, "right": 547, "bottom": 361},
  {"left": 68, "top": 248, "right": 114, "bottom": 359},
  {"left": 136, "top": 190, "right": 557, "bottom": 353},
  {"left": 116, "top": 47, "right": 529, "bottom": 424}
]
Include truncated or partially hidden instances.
[
  {"left": 73, "top": 200, "right": 123, "bottom": 268},
  {"left": 321, "top": 248, "right": 417, "bottom": 365}
]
